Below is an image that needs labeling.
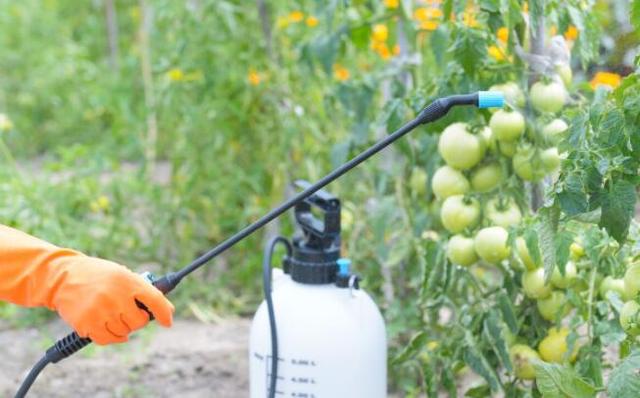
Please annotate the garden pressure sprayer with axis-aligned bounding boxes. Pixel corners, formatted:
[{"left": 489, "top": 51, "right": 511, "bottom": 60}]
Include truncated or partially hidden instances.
[
  {"left": 14, "top": 91, "right": 503, "bottom": 398},
  {"left": 250, "top": 180, "right": 387, "bottom": 397}
]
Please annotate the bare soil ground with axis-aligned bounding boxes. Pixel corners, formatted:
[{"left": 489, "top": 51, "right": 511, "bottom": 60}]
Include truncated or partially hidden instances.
[{"left": 0, "top": 318, "right": 250, "bottom": 398}]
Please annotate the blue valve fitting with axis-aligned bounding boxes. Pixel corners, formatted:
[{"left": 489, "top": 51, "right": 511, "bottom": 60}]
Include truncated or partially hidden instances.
[
  {"left": 478, "top": 91, "right": 504, "bottom": 109},
  {"left": 337, "top": 258, "right": 351, "bottom": 276}
]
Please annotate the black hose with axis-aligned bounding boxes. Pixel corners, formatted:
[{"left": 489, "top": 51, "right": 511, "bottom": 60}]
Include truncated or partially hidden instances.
[
  {"left": 14, "top": 355, "right": 50, "bottom": 398},
  {"left": 263, "top": 236, "right": 291, "bottom": 398}
]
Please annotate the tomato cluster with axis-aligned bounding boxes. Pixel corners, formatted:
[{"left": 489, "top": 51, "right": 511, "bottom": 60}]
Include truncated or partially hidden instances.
[
  {"left": 433, "top": 78, "right": 568, "bottom": 272},
  {"left": 422, "top": 75, "right": 616, "bottom": 379}
]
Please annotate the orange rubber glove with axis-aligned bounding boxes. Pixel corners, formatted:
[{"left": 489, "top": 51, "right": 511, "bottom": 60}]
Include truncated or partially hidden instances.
[{"left": 0, "top": 225, "right": 174, "bottom": 345}]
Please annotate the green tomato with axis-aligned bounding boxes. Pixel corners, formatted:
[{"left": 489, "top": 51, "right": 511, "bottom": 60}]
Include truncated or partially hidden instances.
[
  {"left": 510, "top": 344, "right": 540, "bottom": 380},
  {"left": 438, "top": 122, "right": 486, "bottom": 170},
  {"left": 447, "top": 235, "right": 478, "bottom": 267},
  {"left": 537, "top": 291, "right": 569, "bottom": 321},
  {"left": 541, "top": 147, "right": 561, "bottom": 173},
  {"left": 556, "top": 64, "right": 573, "bottom": 87},
  {"left": 516, "top": 237, "right": 540, "bottom": 270},
  {"left": 624, "top": 263, "right": 640, "bottom": 300},
  {"left": 409, "top": 167, "right": 428, "bottom": 196},
  {"left": 620, "top": 300, "right": 640, "bottom": 336},
  {"left": 530, "top": 81, "right": 566, "bottom": 114},
  {"left": 542, "top": 119, "right": 568, "bottom": 145},
  {"left": 485, "top": 197, "right": 522, "bottom": 228},
  {"left": 440, "top": 195, "right": 480, "bottom": 233},
  {"left": 479, "top": 126, "right": 495, "bottom": 152},
  {"left": 474, "top": 226, "right": 510, "bottom": 264},
  {"left": 538, "top": 327, "right": 578, "bottom": 363},
  {"left": 522, "top": 268, "right": 552, "bottom": 299},
  {"left": 490, "top": 82, "right": 526, "bottom": 108},
  {"left": 498, "top": 139, "right": 517, "bottom": 157},
  {"left": 599, "top": 276, "right": 627, "bottom": 300},
  {"left": 513, "top": 145, "right": 546, "bottom": 181},
  {"left": 431, "top": 166, "right": 470, "bottom": 199},
  {"left": 550, "top": 261, "right": 577, "bottom": 289},
  {"left": 490, "top": 110, "right": 526, "bottom": 141},
  {"left": 570, "top": 241, "right": 585, "bottom": 260},
  {"left": 470, "top": 162, "right": 503, "bottom": 192}
]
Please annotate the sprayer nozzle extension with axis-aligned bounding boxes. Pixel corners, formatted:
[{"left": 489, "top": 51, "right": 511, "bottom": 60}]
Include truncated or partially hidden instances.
[{"left": 478, "top": 91, "right": 504, "bottom": 108}]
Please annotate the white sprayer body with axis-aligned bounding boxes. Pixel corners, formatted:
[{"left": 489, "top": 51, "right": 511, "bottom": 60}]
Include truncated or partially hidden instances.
[{"left": 249, "top": 269, "right": 387, "bottom": 398}]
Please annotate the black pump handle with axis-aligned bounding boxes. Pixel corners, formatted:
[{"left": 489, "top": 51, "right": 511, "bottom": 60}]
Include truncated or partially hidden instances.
[{"left": 294, "top": 180, "right": 341, "bottom": 244}]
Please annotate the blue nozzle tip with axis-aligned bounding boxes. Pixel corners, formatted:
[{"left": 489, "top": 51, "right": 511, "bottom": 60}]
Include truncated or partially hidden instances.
[
  {"left": 337, "top": 258, "right": 351, "bottom": 275},
  {"left": 478, "top": 91, "right": 504, "bottom": 109}
]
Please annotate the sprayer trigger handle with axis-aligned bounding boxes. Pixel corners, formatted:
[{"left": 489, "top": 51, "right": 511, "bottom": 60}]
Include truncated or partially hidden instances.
[{"left": 136, "top": 271, "right": 159, "bottom": 321}]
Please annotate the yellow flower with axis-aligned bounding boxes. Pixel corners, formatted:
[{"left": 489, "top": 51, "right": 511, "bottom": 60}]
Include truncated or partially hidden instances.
[
  {"left": 288, "top": 10, "right": 304, "bottom": 23},
  {"left": 590, "top": 71, "right": 621, "bottom": 90},
  {"left": 333, "top": 64, "right": 350, "bottom": 81},
  {"left": 166, "top": 68, "right": 185, "bottom": 82},
  {"left": 420, "top": 20, "right": 439, "bottom": 31},
  {"left": 549, "top": 25, "right": 558, "bottom": 36},
  {"left": 497, "top": 27, "right": 509, "bottom": 43},
  {"left": 427, "top": 341, "right": 439, "bottom": 350},
  {"left": 90, "top": 195, "right": 111, "bottom": 213},
  {"left": 414, "top": 7, "right": 442, "bottom": 21},
  {"left": 384, "top": 0, "right": 399, "bottom": 8},
  {"left": 0, "top": 113, "right": 13, "bottom": 132},
  {"left": 523, "top": 1, "right": 529, "bottom": 13},
  {"left": 372, "top": 24, "right": 389, "bottom": 42},
  {"left": 393, "top": 44, "right": 401, "bottom": 55},
  {"left": 248, "top": 70, "right": 262, "bottom": 86},
  {"left": 488, "top": 45, "right": 506, "bottom": 61},
  {"left": 564, "top": 25, "right": 578, "bottom": 41},
  {"left": 377, "top": 43, "right": 391, "bottom": 60},
  {"left": 306, "top": 16, "right": 319, "bottom": 27}
]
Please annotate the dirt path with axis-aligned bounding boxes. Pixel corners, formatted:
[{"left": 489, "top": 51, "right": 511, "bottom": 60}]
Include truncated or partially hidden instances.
[{"left": 0, "top": 318, "right": 250, "bottom": 398}]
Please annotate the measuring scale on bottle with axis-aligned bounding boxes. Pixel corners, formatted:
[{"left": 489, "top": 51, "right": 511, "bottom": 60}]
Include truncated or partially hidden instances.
[{"left": 253, "top": 352, "right": 320, "bottom": 397}]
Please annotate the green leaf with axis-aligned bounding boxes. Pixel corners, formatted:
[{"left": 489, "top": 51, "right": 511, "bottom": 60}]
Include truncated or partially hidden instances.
[
  {"left": 483, "top": 310, "right": 512, "bottom": 372},
  {"left": 599, "top": 179, "right": 637, "bottom": 243},
  {"left": 479, "top": 0, "right": 499, "bottom": 13},
  {"left": 392, "top": 331, "right": 429, "bottom": 365},
  {"left": 632, "top": 0, "right": 640, "bottom": 32},
  {"left": 555, "top": 231, "right": 573, "bottom": 274},
  {"left": 465, "top": 384, "right": 491, "bottom": 398},
  {"left": 558, "top": 174, "right": 588, "bottom": 216},
  {"left": 597, "top": 108, "right": 625, "bottom": 148},
  {"left": 349, "top": 24, "right": 371, "bottom": 50},
  {"left": 607, "top": 350, "right": 640, "bottom": 398},
  {"left": 537, "top": 206, "right": 560, "bottom": 282},
  {"left": 463, "top": 331, "right": 502, "bottom": 392},
  {"left": 497, "top": 290, "right": 518, "bottom": 333},
  {"left": 452, "top": 28, "right": 486, "bottom": 75},
  {"left": 525, "top": 227, "right": 543, "bottom": 268},
  {"left": 533, "top": 361, "right": 597, "bottom": 398},
  {"left": 566, "top": 111, "right": 588, "bottom": 150}
]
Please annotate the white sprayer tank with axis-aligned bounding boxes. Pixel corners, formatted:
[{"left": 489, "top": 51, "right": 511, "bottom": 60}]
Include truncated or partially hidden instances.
[{"left": 249, "top": 268, "right": 387, "bottom": 397}]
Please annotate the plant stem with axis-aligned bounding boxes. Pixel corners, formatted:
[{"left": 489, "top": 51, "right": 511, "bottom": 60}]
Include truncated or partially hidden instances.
[
  {"left": 104, "top": 0, "right": 120, "bottom": 70},
  {"left": 587, "top": 267, "right": 597, "bottom": 339},
  {"left": 139, "top": 0, "right": 158, "bottom": 179}
]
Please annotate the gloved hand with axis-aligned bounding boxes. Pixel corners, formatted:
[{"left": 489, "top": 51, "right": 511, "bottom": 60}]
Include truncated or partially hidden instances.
[{"left": 0, "top": 225, "right": 174, "bottom": 345}]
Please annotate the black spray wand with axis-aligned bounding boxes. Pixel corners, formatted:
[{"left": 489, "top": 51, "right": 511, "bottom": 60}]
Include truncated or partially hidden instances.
[{"left": 14, "top": 91, "right": 503, "bottom": 398}]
